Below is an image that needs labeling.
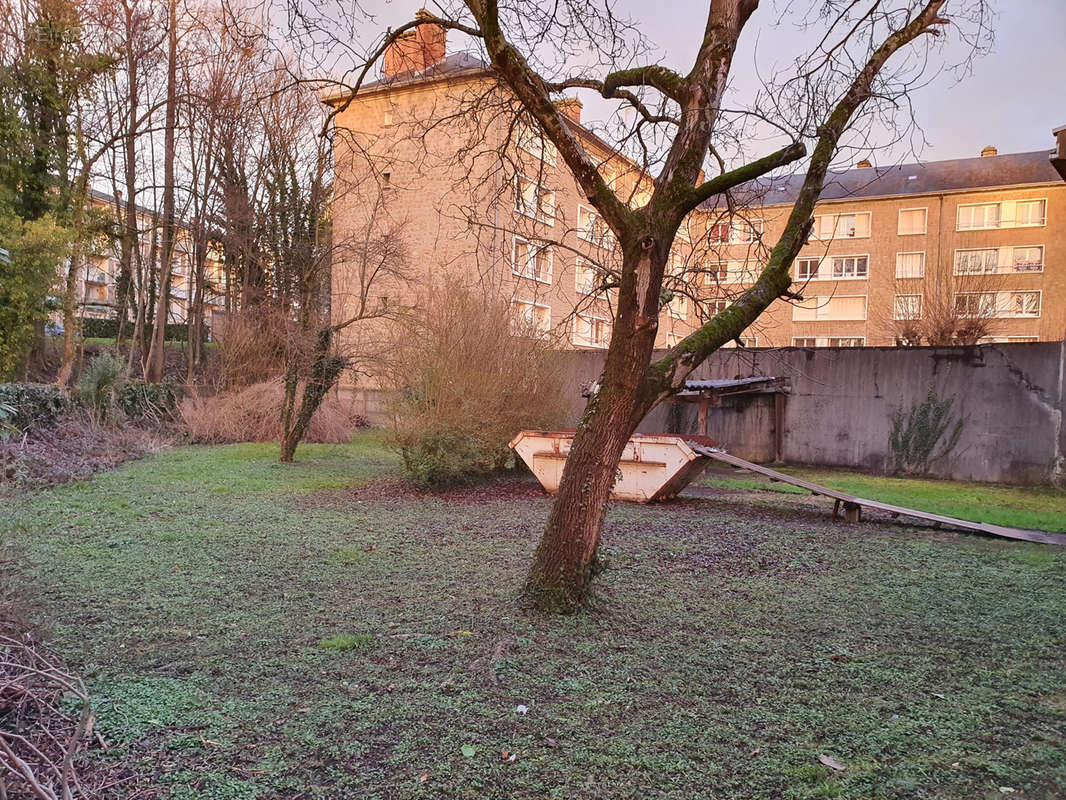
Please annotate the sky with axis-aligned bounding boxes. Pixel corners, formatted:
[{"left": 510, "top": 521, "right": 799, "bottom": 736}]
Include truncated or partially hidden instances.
[{"left": 349, "top": 0, "right": 1064, "bottom": 166}]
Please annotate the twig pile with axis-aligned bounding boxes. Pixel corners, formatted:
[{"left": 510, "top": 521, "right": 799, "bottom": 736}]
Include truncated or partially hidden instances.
[{"left": 0, "top": 630, "right": 101, "bottom": 799}]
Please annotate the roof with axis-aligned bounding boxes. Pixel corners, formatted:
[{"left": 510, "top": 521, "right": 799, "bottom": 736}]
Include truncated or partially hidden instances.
[
  {"left": 320, "top": 52, "right": 490, "bottom": 104},
  {"left": 684, "top": 377, "right": 780, "bottom": 390},
  {"left": 703, "top": 149, "right": 1062, "bottom": 210}
]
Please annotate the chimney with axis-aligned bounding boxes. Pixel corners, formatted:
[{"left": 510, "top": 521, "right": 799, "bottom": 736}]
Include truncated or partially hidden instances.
[
  {"left": 383, "top": 9, "right": 447, "bottom": 78},
  {"left": 555, "top": 97, "right": 582, "bottom": 124},
  {"left": 856, "top": 159, "right": 872, "bottom": 169},
  {"left": 980, "top": 145, "right": 998, "bottom": 158}
]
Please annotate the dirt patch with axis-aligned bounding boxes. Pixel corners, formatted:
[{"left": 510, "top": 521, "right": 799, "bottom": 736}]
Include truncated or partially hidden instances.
[{"left": 1, "top": 413, "right": 175, "bottom": 493}]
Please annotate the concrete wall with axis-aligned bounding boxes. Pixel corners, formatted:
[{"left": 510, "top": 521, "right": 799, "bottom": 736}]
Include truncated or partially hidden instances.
[{"left": 555, "top": 342, "right": 1066, "bottom": 485}]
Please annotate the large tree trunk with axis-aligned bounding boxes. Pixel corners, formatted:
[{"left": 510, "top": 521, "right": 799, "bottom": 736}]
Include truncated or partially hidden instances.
[
  {"left": 279, "top": 326, "right": 348, "bottom": 463},
  {"left": 525, "top": 245, "right": 662, "bottom": 612}
]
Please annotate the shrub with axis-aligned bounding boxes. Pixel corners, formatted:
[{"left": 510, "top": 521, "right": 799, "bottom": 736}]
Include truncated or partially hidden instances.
[
  {"left": 178, "top": 379, "right": 358, "bottom": 444},
  {"left": 76, "top": 352, "right": 127, "bottom": 423},
  {"left": 0, "top": 383, "right": 69, "bottom": 433},
  {"left": 77, "top": 316, "right": 205, "bottom": 343},
  {"left": 387, "top": 283, "right": 570, "bottom": 485},
  {"left": 213, "top": 305, "right": 297, "bottom": 390},
  {"left": 117, "top": 381, "right": 179, "bottom": 423},
  {"left": 888, "top": 387, "right": 966, "bottom": 476}
]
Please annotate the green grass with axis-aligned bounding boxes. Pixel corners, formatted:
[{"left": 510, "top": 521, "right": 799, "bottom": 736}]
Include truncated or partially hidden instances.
[
  {"left": 700, "top": 467, "right": 1066, "bottom": 532},
  {"left": 3, "top": 434, "right": 1066, "bottom": 799}
]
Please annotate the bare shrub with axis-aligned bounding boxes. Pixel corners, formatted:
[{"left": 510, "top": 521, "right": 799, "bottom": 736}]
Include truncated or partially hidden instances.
[
  {"left": 179, "top": 379, "right": 360, "bottom": 444},
  {"left": 387, "top": 284, "right": 570, "bottom": 485},
  {"left": 213, "top": 304, "right": 298, "bottom": 390}
]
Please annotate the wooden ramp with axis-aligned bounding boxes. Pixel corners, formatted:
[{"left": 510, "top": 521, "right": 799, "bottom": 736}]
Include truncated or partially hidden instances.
[{"left": 687, "top": 444, "right": 1066, "bottom": 547}]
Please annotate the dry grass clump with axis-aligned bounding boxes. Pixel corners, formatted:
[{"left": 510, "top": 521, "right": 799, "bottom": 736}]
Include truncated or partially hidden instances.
[
  {"left": 179, "top": 379, "right": 361, "bottom": 444},
  {"left": 387, "top": 283, "right": 570, "bottom": 484},
  {"left": 213, "top": 304, "right": 297, "bottom": 390}
]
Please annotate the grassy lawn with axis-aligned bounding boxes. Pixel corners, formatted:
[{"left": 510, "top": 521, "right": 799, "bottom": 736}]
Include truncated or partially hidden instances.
[
  {"left": 700, "top": 467, "right": 1066, "bottom": 532},
  {"left": 3, "top": 434, "right": 1065, "bottom": 799}
]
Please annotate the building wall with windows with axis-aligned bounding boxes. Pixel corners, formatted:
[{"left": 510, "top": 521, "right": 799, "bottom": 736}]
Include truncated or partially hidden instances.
[{"left": 325, "top": 19, "right": 1065, "bottom": 355}]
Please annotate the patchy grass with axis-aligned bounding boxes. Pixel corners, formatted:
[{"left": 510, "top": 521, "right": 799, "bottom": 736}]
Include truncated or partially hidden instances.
[
  {"left": 700, "top": 466, "right": 1066, "bottom": 532},
  {"left": 3, "top": 433, "right": 1065, "bottom": 799}
]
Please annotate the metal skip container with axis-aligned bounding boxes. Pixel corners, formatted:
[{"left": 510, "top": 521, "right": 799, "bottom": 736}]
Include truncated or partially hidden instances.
[{"left": 509, "top": 430, "right": 717, "bottom": 503}]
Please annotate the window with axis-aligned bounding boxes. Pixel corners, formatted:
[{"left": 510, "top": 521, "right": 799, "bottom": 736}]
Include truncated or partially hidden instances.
[
  {"left": 954, "top": 292, "right": 996, "bottom": 317},
  {"left": 792, "top": 337, "right": 864, "bottom": 347},
  {"left": 706, "top": 298, "right": 729, "bottom": 316},
  {"left": 796, "top": 258, "right": 820, "bottom": 280},
  {"left": 897, "top": 208, "right": 927, "bottom": 235},
  {"left": 957, "top": 199, "right": 1046, "bottom": 230},
  {"left": 666, "top": 331, "right": 681, "bottom": 347},
  {"left": 1013, "top": 246, "right": 1044, "bottom": 271},
  {"left": 382, "top": 107, "right": 393, "bottom": 126},
  {"left": 516, "top": 124, "right": 557, "bottom": 166},
  {"left": 831, "top": 255, "right": 868, "bottom": 279},
  {"left": 704, "top": 262, "right": 729, "bottom": 284},
  {"left": 811, "top": 211, "right": 871, "bottom": 240},
  {"left": 577, "top": 205, "right": 614, "bottom": 248},
  {"left": 895, "top": 251, "right": 925, "bottom": 279},
  {"left": 707, "top": 217, "right": 764, "bottom": 244},
  {"left": 953, "top": 291, "right": 1040, "bottom": 318},
  {"left": 575, "top": 258, "right": 602, "bottom": 296},
  {"left": 715, "top": 260, "right": 759, "bottom": 284},
  {"left": 514, "top": 175, "right": 555, "bottom": 223},
  {"left": 797, "top": 255, "right": 868, "bottom": 280},
  {"left": 721, "top": 336, "right": 758, "bottom": 348},
  {"left": 957, "top": 203, "right": 999, "bottom": 230},
  {"left": 954, "top": 246, "right": 1045, "bottom": 274},
  {"left": 954, "top": 248, "right": 998, "bottom": 274},
  {"left": 793, "top": 295, "right": 867, "bottom": 321},
  {"left": 1016, "top": 199, "right": 1047, "bottom": 227},
  {"left": 1012, "top": 291, "right": 1040, "bottom": 317},
  {"left": 827, "top": 337, "right": 864, "bottom": 347},
  {"left": 894, "top": 294, "right": 922, "bottom": 320},
  {"left": 512, "top": 237, "right": 552, "bottom": 283},
  {"left": 511, "top": 299, "right": 551, "bottom": 335},
  {"left": 573, "top": 314, "right": 611, "bottom": 348}
]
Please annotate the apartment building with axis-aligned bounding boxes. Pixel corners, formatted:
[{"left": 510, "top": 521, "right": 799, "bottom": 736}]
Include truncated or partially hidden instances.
[
  {"left": 75, "top": 189, "right": 226, "bottom": 329},
  {"left": 324, "top": 15, "right": 1066, "bottom": 351}
]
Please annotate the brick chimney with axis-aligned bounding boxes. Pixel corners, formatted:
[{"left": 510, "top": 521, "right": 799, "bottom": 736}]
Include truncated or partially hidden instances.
[
  {"left": 555, "top": 97, "right": 582, "bottom": 124},
  {"left": 980, "top": 145, "right": 998, "bottom": 157},
  {"left": 383, "top": 9, "right": 447, "bottom": 78},
  {"left": 856, "top": 158, "right": 872, "bottom": 169}
]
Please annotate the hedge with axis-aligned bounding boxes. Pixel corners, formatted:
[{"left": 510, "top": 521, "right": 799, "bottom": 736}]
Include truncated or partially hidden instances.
[{"left": 77, "top": 317, "right": 206, "bottom": 343}]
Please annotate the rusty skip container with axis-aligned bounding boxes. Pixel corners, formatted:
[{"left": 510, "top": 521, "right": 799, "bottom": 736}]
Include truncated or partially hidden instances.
[{"left": 509, "top": 430, "right": 718, "bottom": 503}]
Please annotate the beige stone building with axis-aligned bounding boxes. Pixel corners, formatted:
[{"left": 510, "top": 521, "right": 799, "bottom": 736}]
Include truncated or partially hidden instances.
[{"left": 324, "top": 18, "right": 1066, "bottom": 351}]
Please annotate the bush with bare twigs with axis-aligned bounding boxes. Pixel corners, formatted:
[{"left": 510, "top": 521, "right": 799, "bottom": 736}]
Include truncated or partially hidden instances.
[
  {"left": 213, "top": 304, "right": 297, "bottom": 390},
  {"left": 179, "top": 379, "right": 364, "bottom": 445},
  {"left": 387, "top": 285, "right": 570, "bottom": 485}
]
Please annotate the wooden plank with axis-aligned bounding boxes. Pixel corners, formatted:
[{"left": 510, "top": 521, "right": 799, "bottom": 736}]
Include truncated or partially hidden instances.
[{"left": 689, "top": 444, "right": 1066, "bottom": 547}]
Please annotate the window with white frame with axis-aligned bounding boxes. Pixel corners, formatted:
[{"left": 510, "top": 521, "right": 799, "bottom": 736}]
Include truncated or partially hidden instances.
[
  {"left": 793, "top": 336, "right": 864, "bottom": 347},
  {"left": 721, "top": 336, "right": 758, "bottom": 348},
  {"left": 831, "top": 255, "right": 869, "bottom": 279},
  {"left": 707, "top": 217, "right": 764, "bottom": 244},
  {"left": 577, "top": 205, "right": 614, "bottom": 248},
  {"left": 574, "top": 258, "right": 603, "bottom": 296},
  {"left": 895, "top": 251, "right": 926, "bottom": 278},
  {"left": 894, "top": 294, "right": 922, "bottom": 320},
  {"left": 792, "top": 295, "right": 867, "bottom": 321},
  {"left": 511, "top": 299, "right": 551, "bottom": 335},
  {"left": 706, "top": 298, "right": 729, "bottom": 316},
  {"left": 796, "top": 258, "right": 820, "bottom": 280},
  {"left": 811, "top": 211, "right": 871, "bottom": 240},
  {"left": 512, "top": 237, "right": 552, "bottom": 283},
  {"left": 514, "top": 175, "right": 555, "bottom": 223},
  {"left": 516, "top": 123, "right": 557, "bottom": 166},
  {"left": 954, "top": 245, "right": 1045, "bottom": 274},
  {"left": 792, "top": 337, "right": 817, "bottom": 347},
  {"left": 715, "top": 260, "right": 759, "bottom": 284},
  {"left": 954, "top": 291, "right": 1041, "bottom": 318},
  {"left": 665, "top": 331, "right": 681, "bottom": 347},
  {"left": 703, "top": 262, "right": 729, "bottom": 284},
  {"left": 897, "top": 208, "right": 927, "bottom": 235},
  {"left": 957, "top": 199, "right": 1046, "bottom": 230},
  {"left": 573, "top": 313, "right": 611, "bottom": 348}
]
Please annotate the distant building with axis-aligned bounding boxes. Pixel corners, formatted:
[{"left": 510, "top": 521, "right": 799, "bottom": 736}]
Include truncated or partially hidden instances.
[
  {"left": 323, "top": 14, "right": 1066, "bottom": 350},
  {"left": 74, "top": 189, "right": 227, "bottom": 330}
]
